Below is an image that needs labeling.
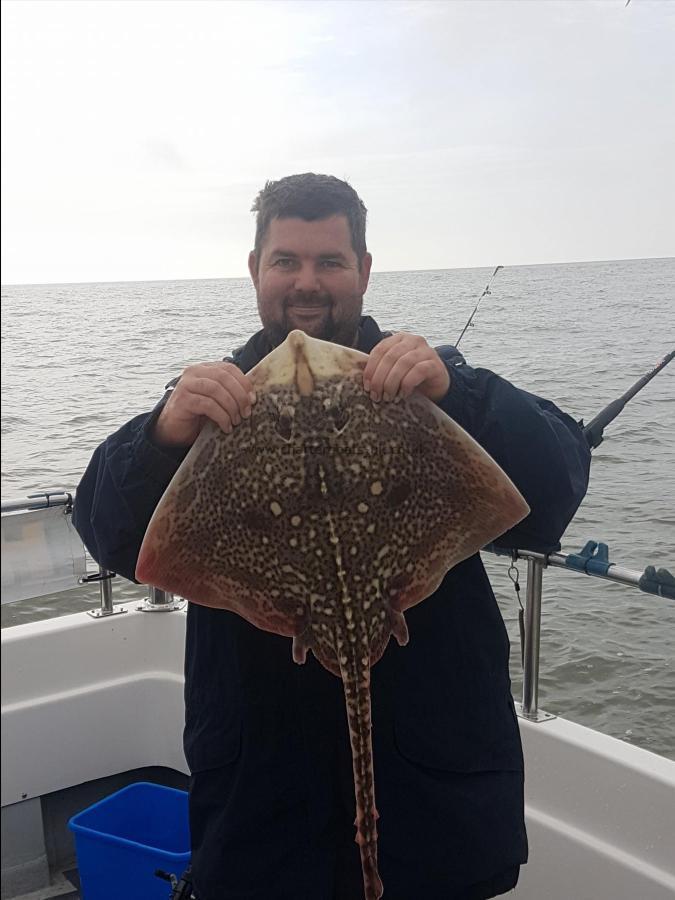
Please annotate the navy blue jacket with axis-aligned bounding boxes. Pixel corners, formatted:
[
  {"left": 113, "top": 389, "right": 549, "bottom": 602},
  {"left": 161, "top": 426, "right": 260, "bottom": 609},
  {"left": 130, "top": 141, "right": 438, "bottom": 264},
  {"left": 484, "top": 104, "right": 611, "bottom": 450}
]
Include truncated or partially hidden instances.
[{"left": 73, "top": 316, "right": 591, "bottom": 900}]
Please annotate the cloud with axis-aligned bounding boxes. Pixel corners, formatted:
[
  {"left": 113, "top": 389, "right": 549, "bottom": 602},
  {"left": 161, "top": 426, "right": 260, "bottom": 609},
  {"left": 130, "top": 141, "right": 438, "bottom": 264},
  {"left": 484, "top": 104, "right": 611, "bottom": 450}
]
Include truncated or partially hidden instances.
[{"left": 1, "top": 0, "right": 674, "bottom": 283}]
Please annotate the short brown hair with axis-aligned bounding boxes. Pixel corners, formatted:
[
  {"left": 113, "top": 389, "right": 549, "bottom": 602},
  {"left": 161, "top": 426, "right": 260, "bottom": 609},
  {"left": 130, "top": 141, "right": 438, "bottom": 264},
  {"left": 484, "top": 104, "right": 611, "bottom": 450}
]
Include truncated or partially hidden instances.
[{"left": 251, "top": 173, "right": 368, "bottom": 266}]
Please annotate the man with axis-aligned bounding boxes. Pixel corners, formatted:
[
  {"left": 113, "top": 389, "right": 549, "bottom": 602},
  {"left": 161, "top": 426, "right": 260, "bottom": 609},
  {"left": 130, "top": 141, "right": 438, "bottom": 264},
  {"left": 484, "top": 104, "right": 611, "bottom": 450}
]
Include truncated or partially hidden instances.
[{"left": 73, "top": 173, "right": 591, "bottom": 900}]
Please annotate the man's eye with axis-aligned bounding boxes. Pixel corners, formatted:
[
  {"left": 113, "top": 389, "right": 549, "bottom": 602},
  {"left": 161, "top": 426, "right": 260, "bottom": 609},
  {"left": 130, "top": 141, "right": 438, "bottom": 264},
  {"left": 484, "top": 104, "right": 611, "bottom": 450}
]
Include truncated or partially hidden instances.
[
  {"left": 321, "top": 260, "right": 342, "bottom": 268},
  {"left": 274, "top": 258, "right": 294, "bottom": 268}
]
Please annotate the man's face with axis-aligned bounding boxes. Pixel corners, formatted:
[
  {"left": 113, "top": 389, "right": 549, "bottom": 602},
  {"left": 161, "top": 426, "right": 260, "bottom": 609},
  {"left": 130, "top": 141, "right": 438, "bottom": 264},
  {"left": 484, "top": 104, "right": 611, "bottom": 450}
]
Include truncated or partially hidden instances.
[{"left": 248, "top": 214, "right": 372, "bottom": 348}]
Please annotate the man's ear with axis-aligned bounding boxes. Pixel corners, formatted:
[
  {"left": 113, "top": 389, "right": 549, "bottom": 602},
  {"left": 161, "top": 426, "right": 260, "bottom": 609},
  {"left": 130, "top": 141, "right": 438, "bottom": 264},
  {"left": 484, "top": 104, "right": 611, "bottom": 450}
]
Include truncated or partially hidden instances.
[
  {"left": 359, "top": 252, "right": 373, "bottom": 293},
  {"left": 248, "top": 251, "right": 259, "bottom": 289}
]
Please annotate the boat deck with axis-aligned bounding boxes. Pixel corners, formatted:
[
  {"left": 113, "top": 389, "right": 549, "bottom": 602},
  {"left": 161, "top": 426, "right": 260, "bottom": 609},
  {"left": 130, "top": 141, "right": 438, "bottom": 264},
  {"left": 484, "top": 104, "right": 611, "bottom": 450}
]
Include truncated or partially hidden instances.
[
  {"left": 10, "top": 868, "right": 79, "bottom": 900},
  {"left": 3, "top": 602, "right": 675, "bottom": 900}
]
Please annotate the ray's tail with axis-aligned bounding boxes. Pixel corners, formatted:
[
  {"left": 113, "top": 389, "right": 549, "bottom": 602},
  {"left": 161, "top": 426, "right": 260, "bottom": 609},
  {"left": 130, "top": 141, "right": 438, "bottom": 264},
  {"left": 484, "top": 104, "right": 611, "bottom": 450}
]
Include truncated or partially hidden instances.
[{"left": 339, "top": 643, "right": 384, "bottom": 900}]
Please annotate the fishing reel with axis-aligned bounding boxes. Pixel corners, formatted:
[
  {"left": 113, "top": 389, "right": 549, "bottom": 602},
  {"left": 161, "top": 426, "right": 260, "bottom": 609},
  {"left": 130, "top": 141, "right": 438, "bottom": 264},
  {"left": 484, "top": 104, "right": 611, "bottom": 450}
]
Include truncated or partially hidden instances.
[{"left": 155, "top": 865, "right": 196, "bottom": 899}]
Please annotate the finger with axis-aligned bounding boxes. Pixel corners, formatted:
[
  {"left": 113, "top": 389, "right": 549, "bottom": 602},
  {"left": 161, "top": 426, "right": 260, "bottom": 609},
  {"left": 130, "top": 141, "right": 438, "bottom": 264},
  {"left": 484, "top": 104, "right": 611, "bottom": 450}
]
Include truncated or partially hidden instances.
[
  {"left": 221, "top": 364, "right": 257, "bottom": 408},
  {"left": 366, "top": 355, "right": 394, "bottom": 401},
  {"left": 398, "top": 359, "right": 439, "bottom": 398},
  {"left": 180, "top": 390, "right": 238, "bottom": 434},
  {"left": 210, "top": 369, "right": 256, "bottom": 418},
  {"left": 186, "top": 369, "right": 253, "bottom": 419},
  {"left": 363, "top": 333, "right": 430, "bottom": 393},
  {"left": 192, "top": 363, "right": 257, "bottom": 412},
  {"left": 381, "top": 351, "right": 433, "bottom": 400},
  {"left": 380, "top": 348, "right": 438, "bottom": 400},
  {"left": 362, "top": 334, "right": 404, "bottom": 390},
  {"left": 367, "top": 339, "right": 426, "bottom": 400},
  {"left": 182, "top": 376, "right": 244, "bottom": 425}
]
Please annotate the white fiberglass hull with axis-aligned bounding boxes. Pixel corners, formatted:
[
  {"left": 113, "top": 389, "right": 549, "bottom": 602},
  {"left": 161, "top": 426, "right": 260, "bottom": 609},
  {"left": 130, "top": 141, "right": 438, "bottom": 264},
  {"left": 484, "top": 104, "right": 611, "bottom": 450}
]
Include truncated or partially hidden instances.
[{"left": 2, "top": 606, "right": 674, "bottom": 899}]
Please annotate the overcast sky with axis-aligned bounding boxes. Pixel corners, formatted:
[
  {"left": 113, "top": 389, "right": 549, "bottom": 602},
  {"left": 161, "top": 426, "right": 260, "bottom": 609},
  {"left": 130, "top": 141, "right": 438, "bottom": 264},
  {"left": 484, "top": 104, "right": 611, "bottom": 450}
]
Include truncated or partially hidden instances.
[{"left": 1, "top": 0, "right": 674, "bottom": 284}]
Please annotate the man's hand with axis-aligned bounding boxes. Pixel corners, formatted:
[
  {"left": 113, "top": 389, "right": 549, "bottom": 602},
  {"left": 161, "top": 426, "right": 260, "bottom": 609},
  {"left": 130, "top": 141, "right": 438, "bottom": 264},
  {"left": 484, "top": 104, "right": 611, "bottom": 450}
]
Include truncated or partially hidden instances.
[
  {"left": 152, "top": 362, "right": 256, "bottom": 447},
  {"left": 362, "top": 333, "right": 450, "bottom": 403}
]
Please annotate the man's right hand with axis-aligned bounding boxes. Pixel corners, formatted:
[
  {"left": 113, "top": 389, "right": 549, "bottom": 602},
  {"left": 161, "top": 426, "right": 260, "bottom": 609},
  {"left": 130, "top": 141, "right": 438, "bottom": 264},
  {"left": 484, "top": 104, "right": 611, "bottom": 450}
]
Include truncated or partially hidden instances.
[{"left": 152, "top": 362, "right": 256, "bottom": 447}]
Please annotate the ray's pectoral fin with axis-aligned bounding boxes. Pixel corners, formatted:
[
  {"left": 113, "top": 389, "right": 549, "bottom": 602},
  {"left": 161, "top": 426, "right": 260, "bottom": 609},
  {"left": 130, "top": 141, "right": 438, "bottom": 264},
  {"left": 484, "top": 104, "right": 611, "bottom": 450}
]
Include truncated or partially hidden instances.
[{"left": 137, "top": 526, "right": 309, "bottom": 639}]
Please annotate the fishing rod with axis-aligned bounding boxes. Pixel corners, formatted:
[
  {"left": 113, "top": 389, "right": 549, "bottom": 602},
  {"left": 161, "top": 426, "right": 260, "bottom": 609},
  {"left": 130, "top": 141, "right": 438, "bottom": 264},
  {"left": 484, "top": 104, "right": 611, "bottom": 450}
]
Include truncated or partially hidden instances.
[
  {"left": 455, "top": 265, "right": 503, "bottom": 348},
  {"left": 451, "top": 266, "right": 672, "bottom": 447},
  {"left": 582, "top": 349, "right": 674, "bottom": 450}
]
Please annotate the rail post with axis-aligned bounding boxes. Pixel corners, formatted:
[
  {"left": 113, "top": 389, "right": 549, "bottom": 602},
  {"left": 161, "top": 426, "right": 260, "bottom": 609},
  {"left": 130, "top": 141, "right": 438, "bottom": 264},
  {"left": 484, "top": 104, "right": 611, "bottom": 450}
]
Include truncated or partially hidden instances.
[{"left": 521, "top": 557, "right": 546, "bottom": 719}]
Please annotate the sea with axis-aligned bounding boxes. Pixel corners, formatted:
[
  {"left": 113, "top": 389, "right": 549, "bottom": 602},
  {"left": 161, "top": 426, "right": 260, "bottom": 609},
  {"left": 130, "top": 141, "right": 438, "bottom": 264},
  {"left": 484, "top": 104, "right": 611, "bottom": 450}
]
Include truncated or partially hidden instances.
[{"left": 1, "top": 257, "right": 674, "bottom": 760}]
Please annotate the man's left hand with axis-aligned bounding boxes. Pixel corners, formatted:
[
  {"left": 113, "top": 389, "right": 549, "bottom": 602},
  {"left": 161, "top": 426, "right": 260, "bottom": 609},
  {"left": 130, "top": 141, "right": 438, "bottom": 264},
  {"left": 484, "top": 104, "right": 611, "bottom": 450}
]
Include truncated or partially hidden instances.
[{"left": 362, "top": 333, "right": 450, "bottom": 403}]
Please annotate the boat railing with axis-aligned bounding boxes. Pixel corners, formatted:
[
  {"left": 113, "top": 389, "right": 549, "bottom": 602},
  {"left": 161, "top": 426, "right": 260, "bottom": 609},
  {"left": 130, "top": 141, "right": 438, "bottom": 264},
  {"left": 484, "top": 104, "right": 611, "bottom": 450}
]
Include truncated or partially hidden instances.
[
  {"left": 2, "top": 491, "right": 673, "bottom": 720},
  {"left": 0, "top": 490, "right": 184, "bottom": 617},
  {"left": 484, "top": 543, "right": 674, "bottom": 721}
]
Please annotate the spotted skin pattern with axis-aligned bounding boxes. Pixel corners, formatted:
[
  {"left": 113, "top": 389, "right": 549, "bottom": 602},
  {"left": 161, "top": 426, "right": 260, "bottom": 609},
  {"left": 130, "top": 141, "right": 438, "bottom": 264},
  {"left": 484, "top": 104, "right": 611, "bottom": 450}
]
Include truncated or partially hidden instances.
[{"left": 136, "top": 331, "right": 529, "bottom": 900}]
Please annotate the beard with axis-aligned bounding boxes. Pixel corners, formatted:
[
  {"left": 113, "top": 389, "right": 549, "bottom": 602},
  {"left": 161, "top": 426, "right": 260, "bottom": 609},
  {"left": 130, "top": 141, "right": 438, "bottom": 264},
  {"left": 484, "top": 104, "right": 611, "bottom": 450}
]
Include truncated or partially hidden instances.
[{"left": 260, "top": 293, "right": 363, "bottom": 349}]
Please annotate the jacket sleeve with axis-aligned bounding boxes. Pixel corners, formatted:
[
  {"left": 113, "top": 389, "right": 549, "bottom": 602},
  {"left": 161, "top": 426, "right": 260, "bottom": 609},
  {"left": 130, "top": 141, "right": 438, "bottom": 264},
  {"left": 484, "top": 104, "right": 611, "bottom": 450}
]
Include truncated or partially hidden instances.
[
  {"left": 72, "top": 404, "right": 189, "bottom": 582},
  {"left": 435, "top": 354, "right": 591, "bottom": 553}
]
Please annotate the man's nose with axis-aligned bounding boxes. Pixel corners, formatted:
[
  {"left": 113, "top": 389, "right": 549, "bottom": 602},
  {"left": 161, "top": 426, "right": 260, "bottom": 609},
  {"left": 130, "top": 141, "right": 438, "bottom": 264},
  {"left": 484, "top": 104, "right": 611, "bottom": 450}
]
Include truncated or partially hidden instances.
[{"left": 293, "top": 262, "right": 321, "bottom": 293}]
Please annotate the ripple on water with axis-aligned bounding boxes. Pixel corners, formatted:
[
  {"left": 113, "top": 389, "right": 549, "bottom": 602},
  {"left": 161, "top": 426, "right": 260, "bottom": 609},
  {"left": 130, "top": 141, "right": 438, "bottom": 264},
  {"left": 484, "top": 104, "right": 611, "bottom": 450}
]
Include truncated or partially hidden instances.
[{"left": 2, "top": 262, "right": 674, "bottom": 759}]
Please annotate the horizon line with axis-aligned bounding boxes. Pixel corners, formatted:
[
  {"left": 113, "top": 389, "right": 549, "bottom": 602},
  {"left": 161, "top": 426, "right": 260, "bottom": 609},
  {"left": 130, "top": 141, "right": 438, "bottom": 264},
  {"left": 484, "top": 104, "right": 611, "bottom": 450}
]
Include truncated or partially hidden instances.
[{"left": 1, "top": 254, "right": 672, "bottom": 289}]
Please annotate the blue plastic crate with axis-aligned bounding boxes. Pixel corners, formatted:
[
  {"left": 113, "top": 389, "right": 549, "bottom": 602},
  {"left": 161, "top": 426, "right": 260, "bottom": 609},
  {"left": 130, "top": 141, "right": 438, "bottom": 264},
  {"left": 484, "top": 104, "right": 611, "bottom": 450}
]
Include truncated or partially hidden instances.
[{"left": 68, "top": 782, "right": 190, "bottom": 900}]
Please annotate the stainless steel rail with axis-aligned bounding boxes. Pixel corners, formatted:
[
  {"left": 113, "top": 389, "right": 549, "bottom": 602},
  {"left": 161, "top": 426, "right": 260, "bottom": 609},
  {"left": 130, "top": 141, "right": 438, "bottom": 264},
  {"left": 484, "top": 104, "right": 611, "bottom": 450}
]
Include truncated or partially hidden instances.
[
  {"left": 137, "top": 586, "right": 185, "bottom": 613},
  {"left": 84, "top": 567, "right": 127, "bottom": 619},
  {"left": 522, "top": 558, "right": 545, "bottom": 719},
  {"left": 513, "top": 548, "right": 646, "bottom": 590},
  {"left": 1, "top": 491, "right": 73, "bottom": 513},
  {"left": 4, "top": 491, "right": 670, "bottom": 719},
  {"left": 485, "top": 546, "right": 671, "bottom": 721},
  {"left": 1, "top": 491, "right": 185, "bottom": 616}
]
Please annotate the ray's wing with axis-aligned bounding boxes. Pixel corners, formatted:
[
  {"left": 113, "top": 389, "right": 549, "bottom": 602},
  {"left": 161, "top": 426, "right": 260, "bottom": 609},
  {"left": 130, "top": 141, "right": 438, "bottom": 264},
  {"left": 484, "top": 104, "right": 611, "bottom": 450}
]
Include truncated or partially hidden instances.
[
  {"left": 136, "top": 415, "right": 315, "bottom": 636},
  {"left": 375, "top": 397, "right": 530, "bottom": 613},
  {"left": 135, "top": 332, "right": 371, "bottom": 637}
]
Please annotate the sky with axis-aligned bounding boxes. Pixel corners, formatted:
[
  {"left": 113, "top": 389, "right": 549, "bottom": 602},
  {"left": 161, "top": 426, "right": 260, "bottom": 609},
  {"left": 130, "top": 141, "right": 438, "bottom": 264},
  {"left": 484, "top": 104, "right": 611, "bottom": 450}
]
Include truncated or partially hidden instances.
[{"left": 1, "top": 0, "right": 674, "bottom": 284}]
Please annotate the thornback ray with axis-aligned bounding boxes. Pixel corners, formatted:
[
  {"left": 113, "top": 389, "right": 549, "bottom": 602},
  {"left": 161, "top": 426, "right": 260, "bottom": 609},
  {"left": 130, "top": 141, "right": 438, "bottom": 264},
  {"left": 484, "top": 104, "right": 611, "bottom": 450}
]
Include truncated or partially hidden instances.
[{"left": 136, "top": 329, "right": 529, "bottom": 900}]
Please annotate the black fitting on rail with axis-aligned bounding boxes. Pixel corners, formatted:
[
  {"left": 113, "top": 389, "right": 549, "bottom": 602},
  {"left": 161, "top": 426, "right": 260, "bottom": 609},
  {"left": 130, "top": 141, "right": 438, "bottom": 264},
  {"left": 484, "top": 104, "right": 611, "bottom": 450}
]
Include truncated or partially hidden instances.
[
  {"left": 155, "top": 865, "right": 195, "bottom": 899},
  {"left": 78, "top": 571, "right": 117, "bottom": 584},
  {"left": 26, "top": 490, "right": 73, "bottom": 512},
  {"left": 639, "top": 566, "right": 675, "bottom": 600}
]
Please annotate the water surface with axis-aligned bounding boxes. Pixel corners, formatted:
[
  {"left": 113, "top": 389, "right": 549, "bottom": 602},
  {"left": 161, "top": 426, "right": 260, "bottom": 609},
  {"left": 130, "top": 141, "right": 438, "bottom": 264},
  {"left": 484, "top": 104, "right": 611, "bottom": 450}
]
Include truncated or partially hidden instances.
[{"left": 2, "top": 258, "right": 674, "bottom": 758}]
